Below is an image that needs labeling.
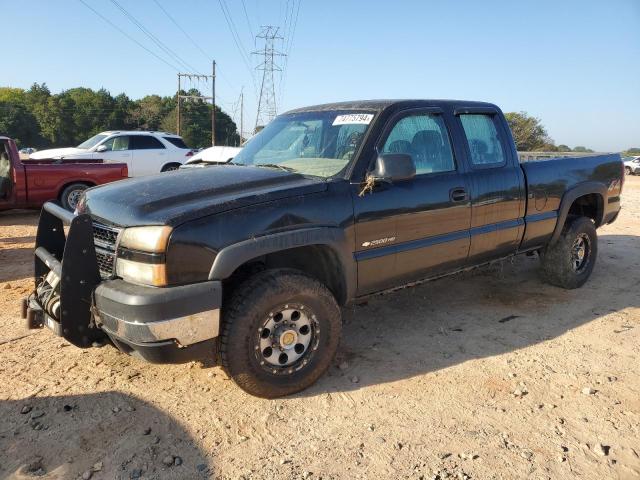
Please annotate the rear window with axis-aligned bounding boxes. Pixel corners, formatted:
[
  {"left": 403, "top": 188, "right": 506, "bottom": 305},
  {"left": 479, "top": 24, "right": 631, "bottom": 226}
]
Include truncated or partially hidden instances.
[
  {"left": 131, "top": 136, "right": 165, "bottom": 150},
  {"left": 163, "top": 137, "right": 188, "bottom": 149},
  {"left": 459, "top": 114, "right": 506, "bottom": 166}
]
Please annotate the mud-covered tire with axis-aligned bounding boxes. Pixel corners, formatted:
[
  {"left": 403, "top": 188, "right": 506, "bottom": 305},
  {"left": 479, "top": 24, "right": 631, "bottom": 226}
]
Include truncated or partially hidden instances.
[
  {"left": 220, "top": 269, "right": 342, "bottom": 398},
  {"left": 540, "top": 216, "right": 597, "bottom": 289},
  {"left": 60, "top": 183, "right": 89, "bottom": 211}
]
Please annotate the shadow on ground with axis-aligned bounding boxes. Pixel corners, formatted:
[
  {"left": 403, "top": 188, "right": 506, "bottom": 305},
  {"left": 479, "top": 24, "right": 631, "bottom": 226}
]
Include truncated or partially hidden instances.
[
  {"left": 295, "top": 233, "right": 640, "bottom": 396},
  {"left": 0, "top": 392, "right": 212, "bottom": 479},
  {"left": 0, "top": 209, "right": 39, "bottom": 226}
]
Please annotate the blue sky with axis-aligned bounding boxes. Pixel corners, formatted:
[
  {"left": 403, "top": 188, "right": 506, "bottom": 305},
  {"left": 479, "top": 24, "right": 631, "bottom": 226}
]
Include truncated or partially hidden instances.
[{"left": 2, "top": 0, "right": 639, "bottom": 151}]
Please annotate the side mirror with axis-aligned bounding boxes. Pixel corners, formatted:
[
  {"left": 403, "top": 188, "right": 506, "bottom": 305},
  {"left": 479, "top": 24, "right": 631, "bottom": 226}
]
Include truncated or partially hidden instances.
[
  {"left": 370, "top": 153, "right": 416, "bottom": 182},
  {"left": 95, "top": 145, "right": 108, "bottom": 153}
]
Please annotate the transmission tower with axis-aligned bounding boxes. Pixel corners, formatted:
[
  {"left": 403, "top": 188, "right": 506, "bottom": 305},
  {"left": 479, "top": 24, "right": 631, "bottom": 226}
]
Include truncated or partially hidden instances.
[{"left": 252, "top": 26, "right": 285, "bottom": 131}]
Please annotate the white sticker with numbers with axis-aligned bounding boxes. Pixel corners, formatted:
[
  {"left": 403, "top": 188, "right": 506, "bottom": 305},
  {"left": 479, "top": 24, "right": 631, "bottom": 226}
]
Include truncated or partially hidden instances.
[{"left": 332, "top": 113, "right": 374, "bottom": 126}]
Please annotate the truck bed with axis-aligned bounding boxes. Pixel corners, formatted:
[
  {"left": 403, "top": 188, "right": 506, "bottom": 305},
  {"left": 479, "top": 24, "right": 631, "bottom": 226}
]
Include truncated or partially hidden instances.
[{"left": 520, "top": 154, "right": 623, "bottom": 250}]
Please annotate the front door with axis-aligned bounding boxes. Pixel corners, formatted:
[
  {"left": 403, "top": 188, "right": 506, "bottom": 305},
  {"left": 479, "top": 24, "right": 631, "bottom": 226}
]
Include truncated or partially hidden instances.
[
  {"left": 100, "top": 135, "right": 133, "bottom": 174},
  {"left": 352, "top": 110, "right": 471, "bottom": 295}
]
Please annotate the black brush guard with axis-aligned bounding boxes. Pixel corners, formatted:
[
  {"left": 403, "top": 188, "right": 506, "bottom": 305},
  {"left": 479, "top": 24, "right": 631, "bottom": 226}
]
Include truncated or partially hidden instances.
[{"left": 23, "top": 201, "right": 107, "bottom": 347}]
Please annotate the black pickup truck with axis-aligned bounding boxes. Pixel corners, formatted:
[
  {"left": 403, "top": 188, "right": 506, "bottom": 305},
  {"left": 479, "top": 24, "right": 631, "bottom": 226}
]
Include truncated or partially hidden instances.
[{"left": 24, "top": 100, "right": 624, "bottom": 397}]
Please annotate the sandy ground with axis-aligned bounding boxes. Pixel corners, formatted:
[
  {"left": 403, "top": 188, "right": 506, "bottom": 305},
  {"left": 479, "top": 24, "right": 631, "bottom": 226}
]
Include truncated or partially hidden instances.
[{"left": 0, "top": 177, "right": 639, "bottom": 480}]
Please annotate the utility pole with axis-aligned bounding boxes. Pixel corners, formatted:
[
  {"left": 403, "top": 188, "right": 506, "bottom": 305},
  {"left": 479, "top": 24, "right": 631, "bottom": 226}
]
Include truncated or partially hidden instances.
[
  {"left": 177, "top": 73, "right": 181, "bottom": 135},
  {"left": 211, "top": 60, "right": 216, "bottom": 146},
  {"left": 239, "top": 87, "right": 244, "bottom": 146},
  {"left": 176, "top": 65, "right": 216, "bottom": 144},
  {"left": 253, "top": 26, "right": 286, "bottom": 132}
]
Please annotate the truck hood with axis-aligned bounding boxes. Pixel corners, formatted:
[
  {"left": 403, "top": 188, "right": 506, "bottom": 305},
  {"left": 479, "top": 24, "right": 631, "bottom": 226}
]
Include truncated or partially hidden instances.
[
  {"left": 83, "top": 165, "right": 327, "bottom": 227},
  {"left": 29, "top": 147, "right": 88, "bottom": 159}
]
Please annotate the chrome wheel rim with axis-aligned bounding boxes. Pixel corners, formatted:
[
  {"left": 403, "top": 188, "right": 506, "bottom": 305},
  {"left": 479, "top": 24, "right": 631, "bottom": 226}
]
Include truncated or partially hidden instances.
[
  {"left": 571, "top": 233, "right": 590, "bottom": 273},
  {"left": 67, "top": 189, "right": 84, "bottom": 210},
  {"left": 255, "top": 303, "right": 319, "bottom": 375}
]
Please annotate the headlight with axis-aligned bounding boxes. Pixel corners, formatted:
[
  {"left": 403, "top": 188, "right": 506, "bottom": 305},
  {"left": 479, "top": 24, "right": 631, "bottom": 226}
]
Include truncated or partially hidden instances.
[
  {"left": 116, "top": 226, "right": 172, "bottom": 286},
  {"left": 116, "top": 257, "right": 167, "bottom": 286},
  {"left": 119, "top": 226, "right": 172, "bottom": 252}
]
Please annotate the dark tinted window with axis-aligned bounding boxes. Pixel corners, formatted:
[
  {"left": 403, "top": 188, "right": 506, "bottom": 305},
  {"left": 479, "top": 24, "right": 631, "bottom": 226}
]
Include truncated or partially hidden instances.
[
  {"left": 131, "top": 135, "right": 165, "bottom": 150},
  {"left": 163, "top": 136, "right": 188, "bottom": 149}
]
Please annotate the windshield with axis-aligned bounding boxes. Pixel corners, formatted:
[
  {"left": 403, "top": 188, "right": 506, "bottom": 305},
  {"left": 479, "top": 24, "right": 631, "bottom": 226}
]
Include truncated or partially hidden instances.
[
  {"left": 232, "top": 110, "right": 375, "bottom": 178},
  {"left": 77, "top": 134, "right": 108, "bottom": 149}
]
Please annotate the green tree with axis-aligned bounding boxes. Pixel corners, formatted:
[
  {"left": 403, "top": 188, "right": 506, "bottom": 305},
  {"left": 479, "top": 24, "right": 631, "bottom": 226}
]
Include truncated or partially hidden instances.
[
  {"left": 131, "top": 94, "right": 170, "bottom": 130},
  {"left": 623, "top": 147, "right": 640, "bottom": 155},
  {"left": 0, "top": 84, "right": 239, "bottom": 149},
  {"left": 160, "top": 88, "right": 239, "bottom": 148},
  {"left": 504, "top": 111, "right": 554, "bottom": 151},
  {"left": 557, "top": 144, "right": 572, "bottom": 152},
  {"left": 0, "top": 100, "right": 41, "bottom": 147},
  {"left": 572, "top": 146, "right": 594, "bottom": 153}
]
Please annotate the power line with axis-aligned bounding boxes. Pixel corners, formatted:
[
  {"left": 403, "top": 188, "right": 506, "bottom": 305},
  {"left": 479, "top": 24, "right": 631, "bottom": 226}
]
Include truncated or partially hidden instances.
[
  {"left": 279, "top": 0, "right": 302, "bottom": 107},
  {"left": 77, "top": 0, "right": 180, "bottom": 72},
  {"left": 240, "top": 0, "right": 255, "bottom": 42},
  {"left": 217, "top": 0, "right": 259, "bottom": 99},
  {"left": 152, "top": 0, "right": 212, "bottom": 63},
  {"left": 108, "top": 0, "right": 201, "bottom": 74},
  {"left": 217, "top": 0, "right": 253, "bottom": 72}
]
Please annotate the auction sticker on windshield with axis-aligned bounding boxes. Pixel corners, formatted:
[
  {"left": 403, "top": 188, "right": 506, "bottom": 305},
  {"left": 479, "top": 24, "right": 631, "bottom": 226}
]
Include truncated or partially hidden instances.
[{"left": 332, "top": 113, "right": 374, "bottom": 126}]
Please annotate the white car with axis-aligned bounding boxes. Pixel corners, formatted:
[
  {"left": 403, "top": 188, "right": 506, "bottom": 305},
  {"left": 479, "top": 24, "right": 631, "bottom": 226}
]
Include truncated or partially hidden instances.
[
  {"left": 29, "top": 131, "right": 192, "bottom": 176},
  {"left": 183, "top": 145, "right": 242, "bottom": 167},
  {"left": 623, "top": 156, "right": 640, "bottom": 175}
]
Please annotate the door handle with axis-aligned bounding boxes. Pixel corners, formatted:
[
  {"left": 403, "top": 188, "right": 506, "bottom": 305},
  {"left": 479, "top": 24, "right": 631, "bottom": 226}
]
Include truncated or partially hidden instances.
[{"left": 450, "top": 188, "right": 468, "bottom": 202}]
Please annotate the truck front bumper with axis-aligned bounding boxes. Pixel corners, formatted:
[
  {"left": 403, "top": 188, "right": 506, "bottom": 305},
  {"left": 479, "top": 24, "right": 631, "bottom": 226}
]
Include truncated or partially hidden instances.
[
  {"left": 23, "top": 201, "right": 221, "bottom": 364},
  {"left": 94, "top": 279, "right": 221, "bottom": 363}
]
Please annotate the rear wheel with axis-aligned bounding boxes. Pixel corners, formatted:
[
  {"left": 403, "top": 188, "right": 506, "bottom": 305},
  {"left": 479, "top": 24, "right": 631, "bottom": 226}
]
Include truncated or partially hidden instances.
[
  {"left": 60, "top": 183, "right": 89, "bottom": 211},
  {"left": 540, "top": 216, "right": 597, "bottom": 289},
  {"left": 625, "top": 166, "right": 632, "bottom": 175},
  {"left": 161, "top": 163, "right": 181, "bottom": 172},
  {"left": 220, "top": 269, "right": 342, "bottom": 398}
]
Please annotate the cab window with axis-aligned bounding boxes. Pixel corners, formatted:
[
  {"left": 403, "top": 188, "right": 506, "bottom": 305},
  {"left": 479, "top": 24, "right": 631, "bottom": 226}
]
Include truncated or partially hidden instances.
[
  {"left": 381, "top": 113, "right": 455, "bottom": 175},
  {"left": 459, "top": 114, "right": 506, "bottom": 166}
]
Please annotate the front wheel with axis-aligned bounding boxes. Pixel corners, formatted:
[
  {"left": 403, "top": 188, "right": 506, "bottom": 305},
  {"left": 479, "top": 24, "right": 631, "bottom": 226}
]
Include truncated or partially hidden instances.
[
  {"left": 625, "top": 166, "right": 632, "bottom": 175},
  {"left": 60, "top": 183, "right": 89, "bottom": 211},
  {"left": 220, "top": 269, "right": 342, "bottom": 398},
  {"left": 539, "top": 216, "right": 598, "bottom": 289}
]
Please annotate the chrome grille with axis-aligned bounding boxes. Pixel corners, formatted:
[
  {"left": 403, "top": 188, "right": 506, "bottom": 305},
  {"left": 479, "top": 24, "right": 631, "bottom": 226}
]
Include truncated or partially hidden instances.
[{"left": 92, "top": 222, "right": 121, "bottom": 279}]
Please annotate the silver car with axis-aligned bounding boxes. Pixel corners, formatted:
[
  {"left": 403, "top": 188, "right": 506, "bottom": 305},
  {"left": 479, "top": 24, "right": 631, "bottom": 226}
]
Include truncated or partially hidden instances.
[{"left": 623, "top": 156, "right": 640, "bottom": 175}]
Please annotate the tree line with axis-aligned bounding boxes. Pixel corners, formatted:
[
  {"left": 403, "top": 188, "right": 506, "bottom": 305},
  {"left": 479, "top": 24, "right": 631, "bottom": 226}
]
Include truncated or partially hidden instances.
[
  {"left": 0, "top": 83, "right": 240, "bottom": 149},
  {"left": 1, "top": 85, "right": 636, "bottom": 155},
  {"left": 505, "top": 111, "right": 638, "bottom": 155}
]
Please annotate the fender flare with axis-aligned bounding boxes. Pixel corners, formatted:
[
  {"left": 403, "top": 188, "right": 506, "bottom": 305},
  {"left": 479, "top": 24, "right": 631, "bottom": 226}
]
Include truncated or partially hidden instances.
[
  {"left": 550, "top": 181, "right": 607, "bottom": 244},
  {"left": 208, "top": 227, "right": 356, "bottom": 302}
]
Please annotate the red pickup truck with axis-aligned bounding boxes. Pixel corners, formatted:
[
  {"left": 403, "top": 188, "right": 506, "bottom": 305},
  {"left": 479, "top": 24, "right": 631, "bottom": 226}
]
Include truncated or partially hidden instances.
[{"left": 1, "top": 136, "right": 128, "bottom": 211}]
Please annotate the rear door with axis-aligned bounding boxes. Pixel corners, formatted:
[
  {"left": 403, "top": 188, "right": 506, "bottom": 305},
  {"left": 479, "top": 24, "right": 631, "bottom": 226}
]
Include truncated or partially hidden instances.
[
  {"left": 454, "top": 109, "right": 525, "bottom": 263},
  {"left": 352, "top": 108, "right": 472, "bottom": 294},
  {"left": 131, "top": 135, "right": 167, "bottom": 176}
]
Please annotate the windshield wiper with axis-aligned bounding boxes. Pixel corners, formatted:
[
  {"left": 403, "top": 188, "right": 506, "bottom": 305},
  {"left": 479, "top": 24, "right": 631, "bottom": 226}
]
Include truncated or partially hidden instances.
[{"left": 255, "top": 163, "right": 297, "bottom": 173}]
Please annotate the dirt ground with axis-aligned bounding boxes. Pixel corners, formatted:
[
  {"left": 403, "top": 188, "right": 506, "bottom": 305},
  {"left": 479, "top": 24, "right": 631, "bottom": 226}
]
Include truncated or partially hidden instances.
[{"left": 1, "top": 177, "right": 639, "bottom": 480}]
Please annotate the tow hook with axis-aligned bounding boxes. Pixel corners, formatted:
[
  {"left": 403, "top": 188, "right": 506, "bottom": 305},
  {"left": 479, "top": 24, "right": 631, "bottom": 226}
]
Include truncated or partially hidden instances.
[{"left": 22, "top": 297, "right": 44, "bottom": 330}]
